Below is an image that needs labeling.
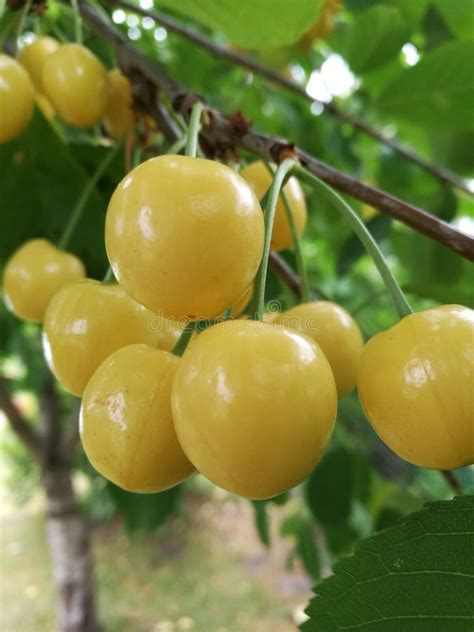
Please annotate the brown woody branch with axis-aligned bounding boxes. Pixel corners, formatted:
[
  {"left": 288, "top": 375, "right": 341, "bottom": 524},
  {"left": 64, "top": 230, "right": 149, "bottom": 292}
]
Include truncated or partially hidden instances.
[
  {"left": 0, "top": 378, "right": 44, "bottom": 462},
  {"left": 107, "top": 0, "right": 472, "bottom": 196},
  {"left": 79, "top": 1, "right": 474, "bottom": 262}
]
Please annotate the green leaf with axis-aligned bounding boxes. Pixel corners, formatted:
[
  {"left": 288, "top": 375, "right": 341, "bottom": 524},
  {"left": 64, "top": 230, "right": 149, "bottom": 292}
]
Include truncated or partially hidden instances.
[
  {"left": 433, "top": 0, "right": 474, "bottom": 39},
  {"left": 107, "top": 483, "right": 182, "bottom": 533},
  {"left": 344, "top": 5, "right": 409, "bottom": 73},
  {"left": 0, "top": 109, "right": 112, "bottom": 278},
  {"left": 302, "top": 495, "right": 474, "bottom": 631},
  {"left": 337, "top": 215, "right": 392, "bottom": 276},
  {"left": 155, "top": 0, "right": 324, "bottom": 50},
  {"left": 378, "top": 40, "right": 474, "bottom": 131},
  {"left": 251, "top": 500, "right": 271, "bottom": 547},
  {"left": 281, "top": 512, "right": 321, "bottom": 580},
  {"left": 305, "top": 447, "right": 373, "bottom": 526}
]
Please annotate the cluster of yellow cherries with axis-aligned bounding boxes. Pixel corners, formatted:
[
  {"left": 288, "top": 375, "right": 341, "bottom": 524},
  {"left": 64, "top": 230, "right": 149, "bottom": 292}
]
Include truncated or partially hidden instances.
[
  {"left": 0, "top": 37, "right": 132, "bottom": 143},
  {"left": 2, "top": 38, "right": 473, "bottom": 500}
]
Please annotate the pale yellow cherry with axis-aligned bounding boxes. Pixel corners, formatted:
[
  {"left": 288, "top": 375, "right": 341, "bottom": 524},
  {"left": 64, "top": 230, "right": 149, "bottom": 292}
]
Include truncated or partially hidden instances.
[
  {"left": 103, "top": 69, "right": 133, "bottom": 140},
  {"left": 3, "top": 239, "right": 85, "bottom": 322},
  {"left": 81, "top": 344, "right": 195, "bottom": 493},
  {"left": 0, "top": 54, "right": 35, "bottom": 143},
  {"left": 19, "top": 36, "right": 59, "bottom": 92}
]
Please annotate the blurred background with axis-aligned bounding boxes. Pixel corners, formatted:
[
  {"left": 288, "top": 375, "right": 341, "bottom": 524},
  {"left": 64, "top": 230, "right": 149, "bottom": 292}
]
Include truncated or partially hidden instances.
[{"left": 1, "top": 0, "right": 473, "bottom": 630}]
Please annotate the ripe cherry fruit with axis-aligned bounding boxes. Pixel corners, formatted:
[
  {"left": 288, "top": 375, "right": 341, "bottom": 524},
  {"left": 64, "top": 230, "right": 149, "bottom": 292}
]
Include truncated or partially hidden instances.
[
  {"left": 3, "top": 239, "right": 85, "bottom": 323},
  {"left": 19, "top": 36, "right": 59, "bottom": 93},
  {"left": 81, "top": 344, "right": 195, "bottom": 493},
  {"left": 0, "top": 54, "right": 34, "bottom": 144},
  {"left": 102, "top": 69, "right": 133, "bottom": 140},
  {"left": 42, "top": 44, "right": 109, "bottom": 128},
  {"left": 241, "top": 161, "right": 307, "bottom": 251},
  {"left": 275, "top": 301, "right": 364, "bottom": 397},
  {"left": 105, "top": 155, "right": 264, "bottom": 320},
  {"left": 171, "top": 320, "right": 337, "bottom": 499},
  {"left": 357, "top": 305, "right": 474, "bottom": 470},
  {"left": 43, "top": 280, "right": 178, "bottom": 397}
]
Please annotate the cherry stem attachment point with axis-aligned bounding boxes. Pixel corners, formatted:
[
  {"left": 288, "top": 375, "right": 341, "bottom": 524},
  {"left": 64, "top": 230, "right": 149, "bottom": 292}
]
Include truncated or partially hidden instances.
[
  {"left": 296, "top": 166, "right": 413, "bottom": 320},
  {"left": 70, "top": 0, "right": 83, "bottom": 45},
  {"left": 14, "top": 0, "right": 32, "bottom": 58},
  {"left": 251, "top": 158, "right": 297, "bottom": 321},
  {"left": 263, "top": 161, "right": 310, "bottom": 304},
  {"left": 185, "top": 102, "right": 203, "bottom": 158},
  {"left": 171, "top": 321, "right": 196, "bottom": 357},
  {"left": 58, "top": 143, "right": 120, "bottom": 251}
]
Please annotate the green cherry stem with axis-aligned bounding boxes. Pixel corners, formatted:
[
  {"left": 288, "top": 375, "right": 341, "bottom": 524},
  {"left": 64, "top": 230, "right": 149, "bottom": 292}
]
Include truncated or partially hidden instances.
[
  {"left": 166, "top": 134, "right": 187, "bottom": 155},
  {"left": 296, "top": 166, "right": 413, "bottom": 319},
  {"left": 262, "top": 161, "right": 310, "bottom": 303},
  {"left": 171, "top": 321, "right": 197, "bottom": 357},
  {"left": 185, "top": 102, "right": 203, "bottom": 158},
  {"left": 58, "top": 144, "right": 120, "bottom": 251},
  {"left": 252, "top": 158, "right": 297, "bottom": 321},
  {"left": 102, "top": 266, "right": 114, "bottom": 284},
  {"left": 14, "top": 0, "right": 32, "bottom": 58},
  {"left": 70, "top": 0, "right": 83, "bottom": 45}
]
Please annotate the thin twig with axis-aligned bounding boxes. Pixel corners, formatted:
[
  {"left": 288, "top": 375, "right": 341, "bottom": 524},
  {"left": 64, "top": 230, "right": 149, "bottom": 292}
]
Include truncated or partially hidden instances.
[
  {"left": 0, "top": 377, "right": 44, "bottom": 462},
  {"left": 77, "top": 1, "right": 474, "bottom": 262},
  {"left": 108, "top": 0, "right": 471, "bottom": 196}
]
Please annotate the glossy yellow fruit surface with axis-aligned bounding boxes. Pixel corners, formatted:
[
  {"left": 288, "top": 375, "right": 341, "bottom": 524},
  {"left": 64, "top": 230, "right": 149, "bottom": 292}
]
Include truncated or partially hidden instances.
[
  {"left": 241, "top": 161, "right": 307, "bottom": 251},
  {"left": 357, "top": 305, "right": 474, "bottom": 470},
  {"left": 172, "top": 320, "right": 337, "bottom": 499},
  {"left": 105, "top": 155, "right": 264, "bottom": 320},
  {"left": 103, "top": 69, "right": 133, "bottom": 139},
  {"left": 19, "top": 36, "right": 59, "bottom": 92},
  {"left": 276, "top": 301, "right": 364, "bottom": 397},
  {"left": 43, "top": 280, "right": 165, "bottom": 396},
  {"left": 0, "top": 54, "right": 34, "bottom": 143},
  {"left": 42, "top": 44, "right": 108, "bottom": 128},
  {"left": 3, "top": 239, "right": 85, "bottom": 322},
  {"left": 81, "top": 344, "right": 194, "bottom": 493},
  {"left": 230, "top": 284, "right": 253, "bottom": 317}
]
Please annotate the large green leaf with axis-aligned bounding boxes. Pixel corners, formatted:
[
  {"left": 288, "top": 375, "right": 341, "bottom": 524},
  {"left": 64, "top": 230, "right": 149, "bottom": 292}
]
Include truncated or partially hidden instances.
[
  {"left": 378, "top": 40, "right": 474, "bottom": 131},
  {"left": 344, "top": 5, "right": 409, "bottom": 73},
  {"left": 155, "top": 0, "right": 324, "bottom": 50},
  {"left": 0, "top": 109, "right": 114, "bottom": 278},
  {"left": 302, "top": 495, "right": 474, "bottom": 631},
  {"left": 433, "top": 0, "right": 474, "bottom": 39}
]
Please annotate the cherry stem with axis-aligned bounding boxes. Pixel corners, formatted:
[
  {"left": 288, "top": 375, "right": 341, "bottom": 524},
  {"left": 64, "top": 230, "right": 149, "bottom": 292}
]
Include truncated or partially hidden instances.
[
  {"left": 295, "top": 166, "right": 413, "bottom": 320},
  {"left": 14, "top": 0, "right": 32, "bottom": 58},
  {"left": 263, "top": 161, "right": 310, "bottom": 303},
  {"left": 70, "top": 0, "right": 83, "bottom": 45},
  {"left": 58, "top": 144, "right": 120, "bottom": 251},
  {"left": 251, "top": 158, "right": 297, "bottom": 321},
  {"left": 171, "top": 321, "right": 196, "bottom": 357},
  {"left": 166, "top": 134, "right": 187, "bottom": 155},
  {"left": 185, "top": 102, "right": 203, "bottom": 158},
  {"left": 102, "top": 266, "right": 114, "bottom": 283}
]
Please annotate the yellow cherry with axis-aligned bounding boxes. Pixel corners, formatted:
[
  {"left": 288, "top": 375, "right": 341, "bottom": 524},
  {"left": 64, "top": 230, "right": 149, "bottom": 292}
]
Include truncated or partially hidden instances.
[
  {"left": 19, "top": 36, "right": 59, "bottom": 92},
  {"left": 172, "top": 320, "right": 337, "bottom": 499},
  {"left": 240, "top": 161, "right": 307, "bottom": 251},
  {"left": 42, "top": 43, "right": 108, "bottom": 128},
  {"left": 105, "top": 155, "right": 264, "bottom": 320},
  {"left": 357, "top": 305, "right": 474, "bottom": 470},
  {"left": 103, "top": 69, "right": 133, "bottom": 140},
  {"left": 275, "top": 301, "right": 364, "bottom": 397},
  {"left": 43, "top": 280, "right": 170, "bottom": 397},
  {"left": 80, "top": 344, "right": 195, "bottom": 493},
  {"left": 3, "top": 239, "right": 85, "bottom": 323},
  {"left": 0, "top": 54, "right": 34, "bottom": 144}
]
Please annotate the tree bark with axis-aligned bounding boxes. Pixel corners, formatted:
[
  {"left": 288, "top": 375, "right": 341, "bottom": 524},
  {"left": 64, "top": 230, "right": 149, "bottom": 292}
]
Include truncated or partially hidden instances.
[{"left": 42, "top": 460, "right": 98, "bottom": 632}]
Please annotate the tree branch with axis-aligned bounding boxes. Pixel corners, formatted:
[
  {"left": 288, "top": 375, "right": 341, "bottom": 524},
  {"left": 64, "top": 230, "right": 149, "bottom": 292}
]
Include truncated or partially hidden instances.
[
  {"left": 0, "top": 378, "right": 44, "bottom": 462},
  {"left": 79, "top": 1, "right": 474, "bottom": 262},
  {"left": 60, "top": 399, "right": 81, "bottom": 463},
  {"left": 107, "top": 0, "right": 472, "bottom": 196}
]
